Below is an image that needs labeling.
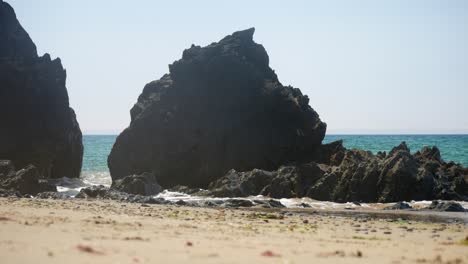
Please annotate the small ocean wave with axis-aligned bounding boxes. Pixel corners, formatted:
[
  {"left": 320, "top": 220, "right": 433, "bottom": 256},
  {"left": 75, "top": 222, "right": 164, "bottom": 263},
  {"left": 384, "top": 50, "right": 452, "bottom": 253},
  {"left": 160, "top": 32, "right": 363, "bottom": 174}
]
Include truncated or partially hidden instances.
[
  {"left": 80, "top": 171, "right": 112, "bottom": 187},
  {"left": 49, "top": 170, "right": 468, "bottom": 211},
  {"left": 50, "top": 171, "right": 112, "bottom": 197},
  {"left": 48, "top": 177, "right": 89, "bottom": 197},
  {"left": 154, "top": 190, "right": 468, "bottom": 210}
]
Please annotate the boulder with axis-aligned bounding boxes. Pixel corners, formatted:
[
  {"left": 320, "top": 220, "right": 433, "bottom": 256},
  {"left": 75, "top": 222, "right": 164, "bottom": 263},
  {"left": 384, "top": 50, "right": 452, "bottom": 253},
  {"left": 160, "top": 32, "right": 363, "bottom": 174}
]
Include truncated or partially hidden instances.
[
  {"left": 425, "top": 201, "right": 466, "bottom": 212},
  {"left": 208, "top": 169, "right": 275, "bottom": 197},
  {"left": 108, "top": 28, "right": 326, "bottom": 188},
  {"left": 0, "top": 163, "right": 56, "bottom": 195},
  {"left": 0, "top": 1, "right": 83, "bottom": 179},
  {"left": 111, "top": 172, "right": 162, "bottom": 196},
  {"left": 75, "top": 185, "right": 122, "bottom": 200},
  {"left": 383, "top": 201, "right": 412, "bottom": 210}
]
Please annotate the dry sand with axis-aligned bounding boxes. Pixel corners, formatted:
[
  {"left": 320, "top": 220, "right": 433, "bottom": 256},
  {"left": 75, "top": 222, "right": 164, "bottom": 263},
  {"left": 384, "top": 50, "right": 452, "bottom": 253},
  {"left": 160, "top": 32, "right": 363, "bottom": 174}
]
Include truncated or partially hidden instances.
[{"left": 0, "top": 197, "right": 467, "bottom": 264}]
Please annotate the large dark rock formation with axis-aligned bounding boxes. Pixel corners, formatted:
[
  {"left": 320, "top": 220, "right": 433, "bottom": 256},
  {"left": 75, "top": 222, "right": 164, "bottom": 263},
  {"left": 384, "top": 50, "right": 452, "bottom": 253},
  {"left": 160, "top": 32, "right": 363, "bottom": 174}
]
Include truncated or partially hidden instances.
[
  {"left": 108, "top": 28, "right": 326, "bottom": 187},
  {"left": 0, "top": 1, "right": 83, "bottom": 179},
  {"left": 208, "top": 142, "right": 468, "bottom": 202}
]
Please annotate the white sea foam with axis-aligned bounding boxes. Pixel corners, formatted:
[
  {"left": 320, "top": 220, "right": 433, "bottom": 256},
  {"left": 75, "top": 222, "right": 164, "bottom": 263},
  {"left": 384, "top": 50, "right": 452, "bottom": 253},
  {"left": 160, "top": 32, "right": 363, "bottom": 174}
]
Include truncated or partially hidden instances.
[
  {"left": 51, "top": 171, "right": 111, "bottom": 197},
  {"left": 80, "top": 171, "right": 112, "bottom": 187},
  {"left": 48, "top": 177, "right": 88, "bottom": 197},
  {"left": 154, "top": 190, "right": 468, "bottom": 210},
  {"left": 51, "top": 172, "right": 468, "bottom": 210}
]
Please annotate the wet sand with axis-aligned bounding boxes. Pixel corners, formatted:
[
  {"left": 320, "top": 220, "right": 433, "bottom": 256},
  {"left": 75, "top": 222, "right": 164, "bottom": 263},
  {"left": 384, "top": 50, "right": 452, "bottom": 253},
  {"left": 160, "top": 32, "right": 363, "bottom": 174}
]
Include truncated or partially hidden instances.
[{"left": 0, "top": 197, "right": 467, "bottom": 264}]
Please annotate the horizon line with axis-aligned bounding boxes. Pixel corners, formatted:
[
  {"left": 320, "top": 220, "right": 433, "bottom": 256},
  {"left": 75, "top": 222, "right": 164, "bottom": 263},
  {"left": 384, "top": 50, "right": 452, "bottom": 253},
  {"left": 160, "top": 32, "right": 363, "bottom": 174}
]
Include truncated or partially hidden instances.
[{"left": 82, "top": 132, "right": 468, "bottom": 136}]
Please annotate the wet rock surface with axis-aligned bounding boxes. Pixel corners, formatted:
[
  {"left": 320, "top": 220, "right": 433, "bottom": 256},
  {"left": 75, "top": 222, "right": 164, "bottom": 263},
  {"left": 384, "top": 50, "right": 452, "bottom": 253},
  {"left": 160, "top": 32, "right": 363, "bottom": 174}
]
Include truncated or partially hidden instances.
[
  {"left": 425, "top": 201, "right": 466, "bottom": 212},
  {"left": 207, "top": 142, "right": 467, "bottom": 203},
  {"left": 384, "top": 202, "right": 413, "bottom": 210},
  {"left": 0, "top": 1, "right": 83, "bottom": 179},
  {"left": 108, "top": 28, "right": 326, "bottom": 188}
]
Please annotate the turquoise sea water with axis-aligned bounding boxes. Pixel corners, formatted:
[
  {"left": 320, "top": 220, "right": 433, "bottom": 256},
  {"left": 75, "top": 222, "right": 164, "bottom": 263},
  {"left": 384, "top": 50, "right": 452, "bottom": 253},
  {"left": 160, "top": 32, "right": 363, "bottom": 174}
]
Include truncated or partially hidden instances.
[
  {"left": 323, "top": 135, "right": 468, "bottom": 166},
  {"left": 81, "top": 134, "right": 468, "bottom": 184}
]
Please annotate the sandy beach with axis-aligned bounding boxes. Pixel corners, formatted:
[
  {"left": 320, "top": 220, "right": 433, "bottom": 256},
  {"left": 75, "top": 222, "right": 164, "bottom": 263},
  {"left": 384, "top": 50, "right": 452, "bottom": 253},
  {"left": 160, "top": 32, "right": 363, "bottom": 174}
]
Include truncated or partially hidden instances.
[{"left": 0, "top": 197, "right": 466, "bottom": 264}]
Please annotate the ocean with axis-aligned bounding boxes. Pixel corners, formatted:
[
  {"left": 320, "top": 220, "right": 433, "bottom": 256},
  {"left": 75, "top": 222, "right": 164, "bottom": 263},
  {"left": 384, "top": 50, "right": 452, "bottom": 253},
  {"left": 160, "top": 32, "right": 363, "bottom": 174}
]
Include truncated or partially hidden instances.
[{"left": 79, "top": 134, "right": 468, "bottom": 188}]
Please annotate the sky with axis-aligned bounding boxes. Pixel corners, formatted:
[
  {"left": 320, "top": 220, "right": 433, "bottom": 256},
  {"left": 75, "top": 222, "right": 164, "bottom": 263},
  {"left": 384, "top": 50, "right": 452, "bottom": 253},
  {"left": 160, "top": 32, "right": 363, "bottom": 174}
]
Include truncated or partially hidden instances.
[{"left": 8, "top": 0, "right": 468, "bottom": 134}]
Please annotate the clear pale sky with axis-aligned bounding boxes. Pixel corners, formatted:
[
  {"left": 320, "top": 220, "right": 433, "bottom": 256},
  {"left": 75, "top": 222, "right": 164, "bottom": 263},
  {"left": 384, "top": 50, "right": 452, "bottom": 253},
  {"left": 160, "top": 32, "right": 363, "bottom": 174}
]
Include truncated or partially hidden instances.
[{"left": 8, "top": 0, "right": 468, "bottom": 134}]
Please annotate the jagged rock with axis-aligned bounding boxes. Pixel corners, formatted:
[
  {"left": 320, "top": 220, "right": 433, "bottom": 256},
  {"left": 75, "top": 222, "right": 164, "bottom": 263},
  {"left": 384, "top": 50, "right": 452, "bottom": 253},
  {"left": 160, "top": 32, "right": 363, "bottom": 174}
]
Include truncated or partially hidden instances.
[
  {"left": 306, "top": 142, "right": 467, "bottom": 202},
  {"left": 111, "top": 172, "right": 162, "bottom": 196},
  {"left": 108, "top": 28, "right": 326, "bottom": 188},
  {"left": 207, "top": 141, "right": 468, "bottom": 202},
  {"left": 75, "top": 185, "right": 124, "bottom": 200},
  {"left": 0, "top": 163, "right": 56, "bottom": 195},
  {"left": 376, "top": 143, "right": 419, "bottom": 202},
  {"left": 207, "top": 162, "right": 325, "bottom": 198},
  {"left": 425, "top": 201, "right": 466, "bottom": 212},
  {"left": 263, "top": 162, "right": 325, "bottom": 198},
  {"left": 208, "top": 169, "right": 275, "bottom": 197},
  {"left": 415, "top": 146, "right": 442, "bottom": 162},
  {"left": 75, "top": 185, "right": 168, "bottom": 204},
  {"left": 0, "top": 1, "right": 83, "bottom": 179},
  {"left": 308, "top": 140, "right": 346, "bottom": 165},
  {"left": 383, "top": 201, "right": 412, "bottom": 210}
]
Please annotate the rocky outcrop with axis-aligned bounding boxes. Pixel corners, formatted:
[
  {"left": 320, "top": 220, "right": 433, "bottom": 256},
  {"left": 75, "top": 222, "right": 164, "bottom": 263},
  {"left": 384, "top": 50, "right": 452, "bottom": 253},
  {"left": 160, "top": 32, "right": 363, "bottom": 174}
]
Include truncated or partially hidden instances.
[
  {"left": 0, "top": 1, "right": 83, "bottom": 179},
  {"left": 111, "top": 172, "right": 162, "bottom": 196},
  {"left": 208, "top": 169, "right": 275, "bottom": 197},
  {"left": 108, "top": 28, "right": 326, "bottom": 188},
  {"left": 207, "top": 142, "right": 468, "bottom": 203},
  {"left": 0, "top": 160, "right": 56, "bottom": 195}
]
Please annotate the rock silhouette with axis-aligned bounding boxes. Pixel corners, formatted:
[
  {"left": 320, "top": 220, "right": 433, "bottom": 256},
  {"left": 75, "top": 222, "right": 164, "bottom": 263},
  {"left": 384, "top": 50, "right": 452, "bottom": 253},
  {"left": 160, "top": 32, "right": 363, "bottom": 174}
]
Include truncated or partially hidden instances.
[
  {"left": 0, "top": 1, "right": 83, "bottom": 179},
  {"left": 108, "top": 28, "right": 326, "bottom": 187}
]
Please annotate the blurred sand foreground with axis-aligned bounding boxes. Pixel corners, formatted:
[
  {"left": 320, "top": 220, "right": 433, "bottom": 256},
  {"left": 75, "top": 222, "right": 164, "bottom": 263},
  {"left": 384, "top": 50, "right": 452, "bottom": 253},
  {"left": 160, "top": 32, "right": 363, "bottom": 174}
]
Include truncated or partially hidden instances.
[{"left": 0, "top": 197, "right": 467, "bottom": 264}]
